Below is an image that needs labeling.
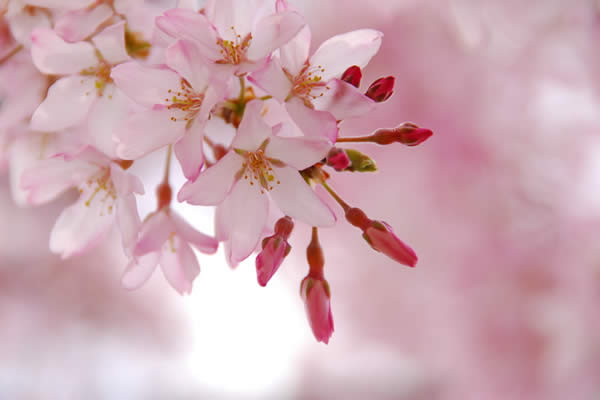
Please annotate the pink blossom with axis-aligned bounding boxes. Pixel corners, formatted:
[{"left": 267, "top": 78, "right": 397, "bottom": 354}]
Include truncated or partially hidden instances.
[
  {"left": 121, "top": 208, "right": 218, "bottom": 295},
  {"left": 300, "top": 276, "right": 334, "bottom": 344},
  {"left": 29, "top": 22, "right": 131, "bottom": 157},
  {"left": 326, "top": 147, "right": 351, "bottom": 171},
  {"left": 111, "top": 39, "right": 224, "bottom": 179},
  {"left": 179, "top": 100, "right": 335, "bottom": 264},
  {"left": 20, "top": 146, "right": 144, "bottom": 258},
  {"left": 155, "top": 0, "right": 305, "bottom": 76}
]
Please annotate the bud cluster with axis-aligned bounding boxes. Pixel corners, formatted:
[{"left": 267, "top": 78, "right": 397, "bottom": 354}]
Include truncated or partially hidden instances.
[{"left": 0, "top": 0, "right": 432, "bottom": 344}]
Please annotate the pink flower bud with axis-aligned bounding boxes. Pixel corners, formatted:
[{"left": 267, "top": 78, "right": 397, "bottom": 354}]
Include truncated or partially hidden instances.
[
  {"left": 255, "top": 216, "right": 294, "bottom": 286},
  {"left": 372, "top": 122, "right": 433, "bottom": 146},
  {"left": 341, "top": 65, "right": 362, "bottom": 88},
  {"left": 363, "top": 221, "right": 418, "bottom": 267},
  {"left": 300, "top": 276, "right": 334, "bottom": 344},
  {"left": 255, "top": 236, "right": 291, "bottom": 287},
  {"left": 365, "top": 76, "right": 395, "bottom": 102},
  {"left": 326, "top": 147, "right": 351, "bottom": 171}
]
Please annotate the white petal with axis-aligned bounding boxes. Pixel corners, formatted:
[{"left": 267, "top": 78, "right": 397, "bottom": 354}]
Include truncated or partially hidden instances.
[
  {"left": 8, "top": 8, "right": 51, "bottom": 47},
  {"left": 247, "top": 10, "right": 305, "bottom": 61},
  {"left": 92, "top": 21, "right": 129, "bottom": 65},
  {"left": 312, "top": 79, "right": 376, "bottom": 120},
  {"left": 86, "top": 85, "right": 130, "bottom": 159},
  {"left": 166, "top": 39, "right": 210, "bottom": 92},
  {"left": 310, "top": 29, "right": 383, "bottom": 81},
  {"left": 174, "top": 121, "right": 205, "bottom": 181},
  {"left": 31, "top": 28, "right": 98, "bottom": 74},
  {"left": 111, "top": 62, "right": 182, "bottom": 107},
  {"left": 115, "top": 107, "right": 186, "bottom": 160},
  {"left": 248, "top": 57, "right": 291, "bottom": 102},
  {"left": 55, "top": 4, "right": 113, "bottom": 43},
  {"left": 160, "top": 237, "right": 200, "bottom": 295},
  {"left": 270, "top": 166, "right": 336, "bottom": 227},
  {"left": 121, "top": 252, "right": 160, "bottom": 290},
  {"left": 225, "top": 179, "right": 269, "bottom": 264},
  {"left": 285, "top": 97, "right": 338, "bottom": 142},
  {"left": 178, "top": 150, "right": 243, "bottom": 205},
  {"left": 231, "top": 100, "right": 272, "bottom": 150},
  {"left": 134, "top": 211, "right": 174, "bottom": 256},
  {"left": 266, "top": 135, "right": 331, "bottom": 170},
  {"left": 116, "top": 194, "right": 141, "bottom": 256},
  {"left": 280, "top": 25, "right": 311, "bottom": 77},
  {"left": 30, "top": 76, "right": 97, "bottom": 132},
  {"left": 49, "top": 194, "right": 115, "bottom": 259},
  {"left": 171, "top": 212, "right": 218, "bottom": 254}
]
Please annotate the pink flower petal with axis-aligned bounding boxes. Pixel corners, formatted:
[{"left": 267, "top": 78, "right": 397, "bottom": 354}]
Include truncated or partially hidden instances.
[
  {"left": 155, "top": 8, "right": 221, "bottom": 60},
  {"left": 116, "top": 195, "right": 141, "bottom": 257},
  {"left": 174, "top": 121, "right": 205, "bottom": 181},
  {"left": 310, "top": 29, "right": 383, "bottom": 82},
  {"left": 86, "top": 85, "right": 130, "bottom": 159},
  {"left": 280, "top": 25, "right": 311, "bottom": 77},
  {"left": 111, "top": 62, "right": 181, "bottom": 107},
  {"left": 247, "top": 10, "right": 305, "bottom": 61},
  {"left": 121, "top": 252, "right": 160, "bottom": 290},
  {"left": 30, "top": 76, "right": 97, "bottom": 132},
  {"left": 8, "top": 8, "right": 51, "bottom": 47},
  {"left": 134, "top": 211, "right": 173, "bottom": 256},
  {"left": 92, "top": 21, "right": 129, "bottom": 65},
  {"left": 312, "top": 79, "right": 376, "bottom": 121},
  {"left": 31, "top": 28, "right": 98, "bottom": 75},
  {"left": 171, "top": 212, "right": 219, "bottom": 254},
  {"left": 49, "top": 193, "right": 115, "bottom": 259},
  {"left": 226, "top": 179, "right": 269, "bottom": 264},
  {"left": 165, "top": 39, "right": 212, "bottom": 92},
  {"left": 178, "top": 150, "right": 243, "bottom": 205},
  {"left": 159, "top": 237, "right": 200, "bottom": 295},
  {"left": 54, "top": 4, "right": 113, "bottom": 43},
  {"left": 265, "top": 135, "right": 331, "bottom": 170},
  {"left": 302, "top": 279, "right": 334, "bottom": 344},
  {"left": 285, "top": 97, "right": 338, "bottom": 142},
  {"left": 248, "top": 57, "right": 291, "bottom": 102},
  {"left": 269, "top": 166, "right": 336, "bottom": 227},
  {"left": 206, "top": 0, "right": 267, "bottom": 40},
  {"left": 115, "top": 107, "right": 186, "bottom": 160},
  {"left": 231, "top": 100, "right": 272, "bottom": 150}
]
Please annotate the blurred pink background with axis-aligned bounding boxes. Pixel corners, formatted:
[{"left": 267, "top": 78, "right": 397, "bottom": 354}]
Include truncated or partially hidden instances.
[{"left": 2, "top": 0, "right": 600, "bottom": 399}]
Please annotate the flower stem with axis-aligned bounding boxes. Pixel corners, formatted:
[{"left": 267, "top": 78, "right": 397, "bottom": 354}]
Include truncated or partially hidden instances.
[
  {"left": 163, "top": 145, "right": 173, "bottom": 184},
  {"left": 335, "top": 136, "right": 373, "bottom": 143},
  {"left": 321, "top": 180, "right": 351, "bottom": 212},
  {"left": 238, "top": 75, "right": 246, "bottom": 103}
]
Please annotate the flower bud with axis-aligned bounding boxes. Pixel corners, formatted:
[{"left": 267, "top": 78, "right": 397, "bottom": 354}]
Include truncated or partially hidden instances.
[
  {"left": 341, "top": 65, "right": 362, "bottom": 88},
  {"left": 326, "top": 147, "right": 351, "bottom": 171},
  {"left": 300, "top": 276, "right": 334, "bottom": 344},
  {"left": 363, "top": 221, "right": 417, "bottom": 267},
  {"left": 255, "top": 217, "right": 294, "bottom": 286},
  {"left": 372, "top": 122, "right": 433, "bottom": 146},
  {"left": 365, "top": 76, "right": 395, "bottom": 102},
  {"left": 344, "top": 149, "right": 377, "bottom": 172},
  {"left": 256, "top": 236, "right": 290, "bottom": 286}
]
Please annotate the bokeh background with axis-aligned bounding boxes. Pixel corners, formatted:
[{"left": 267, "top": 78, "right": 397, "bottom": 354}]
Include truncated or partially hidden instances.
[{"left": 2, "top": 0, "right": 600, "bottom": 399}]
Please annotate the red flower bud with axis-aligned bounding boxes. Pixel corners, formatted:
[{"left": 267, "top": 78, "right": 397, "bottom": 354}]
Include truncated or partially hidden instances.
[
  {"left": 256, "top": 236, "right": 290, "bottom": 286},
  {"left": 300, "top": 276, "right": 334, "bottom": 344},
  {"left": 341, "top": 65, "right": 362, "bottom": 88},
  {"left": 372, "top": 122, "right": 433, "bottom": 146},
  {"left": 363, "top": 221, "right": 417, "bottom": 267},
  {"left": 326, "top": 147, "right": 351, "bottom": 171},
  {"left": 365, "top": 76, "right": 395, "bottom": 102}
]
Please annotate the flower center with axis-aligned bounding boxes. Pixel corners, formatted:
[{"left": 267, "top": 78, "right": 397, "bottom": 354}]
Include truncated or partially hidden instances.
[
  {"left": 216, "top": 27, "right": 252, "bottom": 66},
  {"left": 164, "top": 79, "right": 205, "bottom": 123},
  {"left": 80, "top": 55, "right": 113, "bottom": 97},
  {"left": 79, "top": 168, "right": 117, "bottom": 216},
  {"left": 285, "top": 64, "right": 330, "bottom": 107},
  {"left": 235, "top": 144, "right": 283, "bottom": 194}
]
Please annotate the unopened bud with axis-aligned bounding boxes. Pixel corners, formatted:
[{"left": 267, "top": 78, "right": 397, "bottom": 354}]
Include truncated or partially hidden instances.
[
  {"left": 300, "top": 275, "right": 334, "bottom": 344},
  {"left": 372, "top": 122, "right": 433, "bottom": 146},
  {"left": 274, "top": 216, "right": 294, "bottom": 238},
  {"left": 345, "top": 149, "right": 377, "bottom": 172},
  {"left": 341, "top": 65, "right": 362, "bottom": 88},
  {"left": 326, "top": 147, "right": 351, "bottom": 171},
  {"left": 363, "top": 221, "right": 417, "bottom": 267},
  {"left": 365, "top": 76, "right": 394, "bottom": 102}
]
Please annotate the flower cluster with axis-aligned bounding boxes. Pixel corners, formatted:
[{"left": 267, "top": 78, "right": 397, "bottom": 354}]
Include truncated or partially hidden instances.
[{"left": 0, "top": 0, "right": 432, "bottom": 344}]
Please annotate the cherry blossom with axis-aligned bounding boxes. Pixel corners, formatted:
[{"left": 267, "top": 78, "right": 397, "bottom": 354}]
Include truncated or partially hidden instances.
[{"left": 179, "top": 100, "right": 335, "bottom": 264}]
